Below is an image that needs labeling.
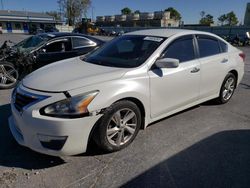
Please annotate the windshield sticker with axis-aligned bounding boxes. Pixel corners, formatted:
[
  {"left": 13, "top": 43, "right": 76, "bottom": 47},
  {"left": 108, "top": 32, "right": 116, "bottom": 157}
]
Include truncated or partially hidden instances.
[{"left": 144, "top": 36, "right": 163, "bottom": 42}]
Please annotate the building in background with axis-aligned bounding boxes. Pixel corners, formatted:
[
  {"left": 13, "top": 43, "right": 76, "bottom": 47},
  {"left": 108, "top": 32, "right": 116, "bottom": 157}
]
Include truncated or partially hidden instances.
[
  {"left": 244, "top": 3, "right": 250, "bottom": 26},
  {"left": 96, "top": 11, "right": 180, "bottom": 27},
  {"left": 0, "top": 10, "right": 59, "bottom": 33}
]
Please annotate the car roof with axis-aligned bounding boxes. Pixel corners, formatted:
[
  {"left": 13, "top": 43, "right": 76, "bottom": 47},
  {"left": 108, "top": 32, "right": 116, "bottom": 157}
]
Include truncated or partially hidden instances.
[
  {"left": 125, "top": 29, "right": 216, "bottom": 38},
  {"left": 37, "top": 32, "right": 104, "bottom": 44}
]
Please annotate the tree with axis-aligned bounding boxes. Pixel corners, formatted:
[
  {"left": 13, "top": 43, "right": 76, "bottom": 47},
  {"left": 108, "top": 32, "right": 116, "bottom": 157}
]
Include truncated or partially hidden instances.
[
  {"left": 218, "top": 14, "right": 227, "bottom": 26},
  {"left": 134, "top": 10, "right": 140, "bottom": 14},
  {"left": 58, "top": 0, "right": 91, "bottom": 26},
  {"left": 226, "top": 11, "right": 238, "bottom": 26},
  {"left": 217, "top": 11, "right": 238, "bottom": 26},
  {"left": 199, "top": 14, "right": 214, "bottom": 25},
  {"left": 165, "top": 7, "right": 181, "bottom": 20},
  {"left": 121, "top": 7, "right": 132, "bottom": 15},
  {"left": 46, "top": 11, "right": 61, "bottom": 21}
]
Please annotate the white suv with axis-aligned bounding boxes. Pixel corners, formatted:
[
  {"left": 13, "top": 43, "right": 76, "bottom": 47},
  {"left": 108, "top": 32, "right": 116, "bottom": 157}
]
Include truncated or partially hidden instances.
[{"left": 9, "top": 29, "right": 245, "bottom": 156}]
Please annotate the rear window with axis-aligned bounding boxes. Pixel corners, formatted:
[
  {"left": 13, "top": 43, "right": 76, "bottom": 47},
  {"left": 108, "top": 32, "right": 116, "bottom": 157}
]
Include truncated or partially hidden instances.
[
  {"left": 197, "top": 37, "right": 220, "bottom": 58},
  {"left": 72, "top": 37, "right": 94, "bottom": 48}
]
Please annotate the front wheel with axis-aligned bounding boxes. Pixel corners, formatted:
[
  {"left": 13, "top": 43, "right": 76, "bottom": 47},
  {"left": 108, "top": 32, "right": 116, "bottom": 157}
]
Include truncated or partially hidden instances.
[
  {"left": 0, "top": 62, "right": 19, "bottom": 89},
  {"left": 93, "top": 100, "right": 141, "bottom": 152},
  {"left": 216, "top": 73, "right": 236, "bottom": 104}
]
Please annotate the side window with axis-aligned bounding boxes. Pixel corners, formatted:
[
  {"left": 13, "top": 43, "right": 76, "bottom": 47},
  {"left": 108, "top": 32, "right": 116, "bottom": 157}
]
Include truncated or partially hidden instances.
[
  {"left": 197, "top": 36, "right": 220, "bottom": 58},
  {"left": 219, "top": 40, "right": 228, "bottom": 53},
  {"left": 45, "top": 39, "right": 71, "bottom": 53},
  {"left": 72, "top": 37, "right": 94, "bottom": 49},
  {"left": 162, "top": 36, "right": 195, "bottom": 63}
]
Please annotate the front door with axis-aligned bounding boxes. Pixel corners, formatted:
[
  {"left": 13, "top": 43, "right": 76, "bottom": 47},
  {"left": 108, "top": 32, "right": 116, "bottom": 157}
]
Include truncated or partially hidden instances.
[
  {"left": 36, "top": 38, "right": 74, "bottom": 69},
  {"left": 149, "top": 35, "right": 200, "bottom": 118}
]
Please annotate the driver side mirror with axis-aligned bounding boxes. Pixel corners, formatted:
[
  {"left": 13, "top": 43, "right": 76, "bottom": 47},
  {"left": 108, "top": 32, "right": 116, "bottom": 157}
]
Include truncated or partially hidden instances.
[{"left": 155, "top": 58, "right": 179, "bottom": 68}]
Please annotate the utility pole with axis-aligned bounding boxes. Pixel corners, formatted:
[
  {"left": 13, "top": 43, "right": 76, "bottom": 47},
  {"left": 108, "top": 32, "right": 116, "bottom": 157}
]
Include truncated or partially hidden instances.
[
  {"left": 1, "top": 0, "right": 4, "bottom": 10},
  {"left": 91, "top": 6, "right": 94, "bottom": 22}
]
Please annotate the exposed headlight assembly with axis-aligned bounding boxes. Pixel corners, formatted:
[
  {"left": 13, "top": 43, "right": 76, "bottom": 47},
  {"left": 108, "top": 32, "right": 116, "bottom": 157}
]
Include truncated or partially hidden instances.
[{"left": 40, "top": 91, "right": 99, "bottom": 118}]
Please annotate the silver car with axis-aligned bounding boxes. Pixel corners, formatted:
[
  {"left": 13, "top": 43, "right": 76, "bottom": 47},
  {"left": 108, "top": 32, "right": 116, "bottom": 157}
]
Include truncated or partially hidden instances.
[{"left": 9, "top": 29, "right": 245, "bottom": 156}]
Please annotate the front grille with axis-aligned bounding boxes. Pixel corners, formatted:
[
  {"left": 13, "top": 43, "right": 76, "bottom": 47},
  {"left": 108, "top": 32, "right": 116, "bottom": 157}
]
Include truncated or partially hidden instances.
[{"left": 14, "top": 92, "right": 38, "bottom": 111}]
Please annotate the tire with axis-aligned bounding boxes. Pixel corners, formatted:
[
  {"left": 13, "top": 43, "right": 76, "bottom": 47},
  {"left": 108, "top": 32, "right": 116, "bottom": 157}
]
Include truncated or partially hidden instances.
[
  {"left": 0, "top": 62, "right": 19, "bottom": 89},
  {"left": 93, "top": 100, "right": 142, "bottom": 152},
  {"left": 216, "top": 73, "right": 236, "bottom": 104}
]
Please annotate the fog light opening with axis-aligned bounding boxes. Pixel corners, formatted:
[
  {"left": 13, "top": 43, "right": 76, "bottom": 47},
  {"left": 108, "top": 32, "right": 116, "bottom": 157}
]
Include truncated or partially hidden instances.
[{"left": 37, "top": 134, "right": 68, "bottom": 150}]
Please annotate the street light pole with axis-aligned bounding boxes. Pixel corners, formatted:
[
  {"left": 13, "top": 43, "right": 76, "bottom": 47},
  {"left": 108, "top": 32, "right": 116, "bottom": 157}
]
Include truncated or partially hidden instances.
[{"left": 91, "top": 6, "right": 95, "bottom": 22}]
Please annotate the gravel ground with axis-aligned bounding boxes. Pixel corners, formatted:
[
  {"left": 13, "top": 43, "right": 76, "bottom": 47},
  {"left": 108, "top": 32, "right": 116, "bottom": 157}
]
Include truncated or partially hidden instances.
[{"left": 0, "top": 34, "right": 250, "bottom": 188}]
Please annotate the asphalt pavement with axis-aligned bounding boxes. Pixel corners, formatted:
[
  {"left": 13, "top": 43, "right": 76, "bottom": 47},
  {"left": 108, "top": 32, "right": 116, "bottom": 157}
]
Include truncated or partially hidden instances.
[{"left": 0, "top": 34, "right": 250, "bottom": 188}]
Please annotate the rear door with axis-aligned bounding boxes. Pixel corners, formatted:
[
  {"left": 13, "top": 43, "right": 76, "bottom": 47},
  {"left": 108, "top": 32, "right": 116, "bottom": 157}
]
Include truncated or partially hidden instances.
[{"left": 196, "top": 35, "right": 229, "bottom": 99}]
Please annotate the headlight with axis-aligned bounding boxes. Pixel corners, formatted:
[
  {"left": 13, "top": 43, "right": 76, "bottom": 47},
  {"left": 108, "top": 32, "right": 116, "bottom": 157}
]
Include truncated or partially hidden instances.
[{"left": 40, "top": 91, "right": 99, "bottom": 118}]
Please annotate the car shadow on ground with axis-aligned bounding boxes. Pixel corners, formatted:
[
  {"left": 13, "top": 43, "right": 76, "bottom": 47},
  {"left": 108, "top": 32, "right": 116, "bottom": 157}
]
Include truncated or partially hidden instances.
[
  {"left": 122, "top": 130, "right": 250, "bottom": 188},
  {"left": 0, "top": 104, "right": 65, "bottom": 170}
]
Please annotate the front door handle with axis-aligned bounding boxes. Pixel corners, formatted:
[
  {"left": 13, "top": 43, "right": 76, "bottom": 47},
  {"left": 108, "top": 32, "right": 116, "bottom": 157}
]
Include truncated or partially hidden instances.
[
  {"left": 221, "top": 58, "right": 228, "bottom": 63},
  {"left": 191, "top": 67, "right": 200, "bottom": 73}
]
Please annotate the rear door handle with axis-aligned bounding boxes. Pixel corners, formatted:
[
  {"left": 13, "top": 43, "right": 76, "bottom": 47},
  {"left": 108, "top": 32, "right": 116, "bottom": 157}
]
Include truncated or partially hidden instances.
[
  {"left": 191, "top": 67, "right": 200, "bottom": 73},
  {"left": 221, "top": 58, "right": 228, "bottom": 63}
]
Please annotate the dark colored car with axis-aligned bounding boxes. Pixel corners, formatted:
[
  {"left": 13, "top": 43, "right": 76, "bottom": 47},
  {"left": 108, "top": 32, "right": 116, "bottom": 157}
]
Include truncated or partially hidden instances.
[{"left": 0, "top": 33, "right": 104, "bottom": 89}]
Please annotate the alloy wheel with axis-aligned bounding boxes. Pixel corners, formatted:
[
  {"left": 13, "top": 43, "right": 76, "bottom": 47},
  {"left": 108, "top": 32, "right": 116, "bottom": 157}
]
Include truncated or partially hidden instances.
[
  {"left": 0, "top": 64, "right": 18, "bottom": 87},
  {"left": 222, "top": 77, "right": 235, "bottom": 101},
  {"left": 106, "top": 108, "right": 138, "bottom": 147}
]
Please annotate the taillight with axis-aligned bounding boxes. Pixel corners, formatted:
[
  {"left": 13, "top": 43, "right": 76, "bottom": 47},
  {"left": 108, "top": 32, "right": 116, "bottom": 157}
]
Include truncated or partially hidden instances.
[{"left": 239, "top": 52, "right": 246, "bottom": 62}]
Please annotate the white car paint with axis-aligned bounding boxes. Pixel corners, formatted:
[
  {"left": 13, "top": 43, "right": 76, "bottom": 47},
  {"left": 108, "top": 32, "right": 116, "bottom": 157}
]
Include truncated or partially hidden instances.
[{"left": 9, "top": 29, "right": 245, "bottom": 156}]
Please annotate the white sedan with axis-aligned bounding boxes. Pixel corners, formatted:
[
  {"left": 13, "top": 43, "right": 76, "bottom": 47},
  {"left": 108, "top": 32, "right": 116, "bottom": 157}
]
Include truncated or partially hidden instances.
[{"left": 9, "top": 29, "right": 245, "bottom": 156}]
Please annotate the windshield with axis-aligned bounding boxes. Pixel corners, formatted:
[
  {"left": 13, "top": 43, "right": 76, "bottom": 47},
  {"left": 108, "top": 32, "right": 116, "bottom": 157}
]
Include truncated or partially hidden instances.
[
  {"left": 14, "top": 35, "right": 51, "bottom": 52},
  {"left": 84, "top": 35, "right": 166, "bottom": 68}
]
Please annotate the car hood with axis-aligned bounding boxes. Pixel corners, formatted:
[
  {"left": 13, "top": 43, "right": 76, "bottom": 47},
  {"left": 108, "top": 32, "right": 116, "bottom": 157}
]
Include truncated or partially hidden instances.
[{"left": 23, "top": 57, "right": 127, "bottom": 92}]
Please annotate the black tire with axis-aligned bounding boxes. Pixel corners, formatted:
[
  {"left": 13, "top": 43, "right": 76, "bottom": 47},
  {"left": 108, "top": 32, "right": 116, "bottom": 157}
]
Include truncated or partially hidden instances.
[
  {"left": 216, "top": 73, "right": 236, "bottom": 104},
  {"left": 93, "top": 100, "right": 141, "bottom": 152},
  {"left": 0, "top": 62, "right": 19, "bottom": 89}
]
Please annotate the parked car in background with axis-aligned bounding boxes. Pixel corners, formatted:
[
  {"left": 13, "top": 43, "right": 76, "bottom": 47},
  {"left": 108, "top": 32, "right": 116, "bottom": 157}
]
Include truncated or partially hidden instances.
[
  {"left": 0, "top": 33, "right": 104, "bottom": 89},
  {"left": 29, "top": 26, "right": 59, "bottom": 35},
  {"left": 8, "top": 29, "right": 244, "bottom": 156},
  {"left": 44, "top": 27, "right": 59, "bottom": 33}
]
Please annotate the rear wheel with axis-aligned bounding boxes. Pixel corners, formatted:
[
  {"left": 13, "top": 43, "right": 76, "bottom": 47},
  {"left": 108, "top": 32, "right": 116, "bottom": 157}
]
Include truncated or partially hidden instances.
[
  {"left": 0, "top": 62, "right": 19, "bottom": 89},
  {"left": 216, "top": 73, "right": 236, "bottom": 104},
  {"left": 93, "top": 100, "right": 141, "bottom": 152}
]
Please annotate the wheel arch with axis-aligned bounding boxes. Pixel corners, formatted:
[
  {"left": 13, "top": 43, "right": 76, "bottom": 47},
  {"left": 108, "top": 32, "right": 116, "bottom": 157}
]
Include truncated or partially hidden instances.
[
  {"left": 228, "top": 69, "right": 238, "bottom": 85},
  {"left": 115, "top": 97, "right": 146, "bottom": 129}
]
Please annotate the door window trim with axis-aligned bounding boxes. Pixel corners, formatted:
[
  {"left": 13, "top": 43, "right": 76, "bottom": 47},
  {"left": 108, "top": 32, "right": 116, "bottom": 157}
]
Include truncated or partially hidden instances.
[
  {"left": 195, "top": 35, "right": 224, "bottom": 59},
  {"left": 43, "top": 37, "right": 72, "bottom": 53}
]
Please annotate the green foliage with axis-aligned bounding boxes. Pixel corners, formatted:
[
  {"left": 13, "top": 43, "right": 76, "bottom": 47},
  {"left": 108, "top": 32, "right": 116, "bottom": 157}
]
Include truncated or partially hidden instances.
[
  {"left": 218, "top": 14, "right": 227, "bottom": 25},
  {"left": 218, "top": 11, "right": 238, "bottom": 26},
  {"left": 58, "top": 0, "right": 91, "bottom": 26},
  {"left": 165, "top": 7, "right": 181, "bottom": 20},
  {"left": 121, "top": 7, "right": 132, "bottom": 15},
  {"left": 199, "top": 14, "right": 214, "bottom": 25},
  {"left": 226, "top": 11, "right": 238, "bottom": 26}
]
